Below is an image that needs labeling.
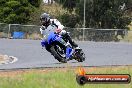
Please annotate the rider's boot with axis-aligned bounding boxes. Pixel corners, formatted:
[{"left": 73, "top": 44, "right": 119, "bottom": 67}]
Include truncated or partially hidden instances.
[{"left": 64, "top": 33, "right": 80, "bottom": 49}]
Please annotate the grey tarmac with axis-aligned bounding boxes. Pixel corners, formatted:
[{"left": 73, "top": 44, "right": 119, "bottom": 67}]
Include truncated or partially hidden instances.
[{"left": 0, "top": 39, "right": 132, "bottom": 70}]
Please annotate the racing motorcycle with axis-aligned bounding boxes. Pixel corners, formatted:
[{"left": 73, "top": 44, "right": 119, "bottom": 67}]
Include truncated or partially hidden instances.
[{"left": 41, "top": 26, "right": 85, "bottom": 63}]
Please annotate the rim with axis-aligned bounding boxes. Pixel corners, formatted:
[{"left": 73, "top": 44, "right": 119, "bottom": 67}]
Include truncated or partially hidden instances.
[
  {"left": 56, "top": 45, "right": 66, "bottom": 58},
  {"left": 75, "top": 50, "right": 85, "bottom": 61}
]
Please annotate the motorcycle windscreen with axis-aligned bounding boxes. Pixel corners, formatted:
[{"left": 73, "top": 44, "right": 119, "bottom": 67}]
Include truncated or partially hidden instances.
[{"left": 43, "top": 25, "right": 57, "bottom": 37}]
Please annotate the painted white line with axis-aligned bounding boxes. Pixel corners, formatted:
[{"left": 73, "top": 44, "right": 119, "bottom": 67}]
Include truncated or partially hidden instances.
[
  {"left": 9, "top": 56, "right": 18, "bottom": 63},
  {"left": 0, "top": 55, "right": 18, "bottom": 65}
]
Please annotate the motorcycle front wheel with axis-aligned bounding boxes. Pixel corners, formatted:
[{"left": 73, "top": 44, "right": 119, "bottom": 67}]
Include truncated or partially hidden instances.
[{"left": 50, "top": 45, "right": 67, "bottom": 63}]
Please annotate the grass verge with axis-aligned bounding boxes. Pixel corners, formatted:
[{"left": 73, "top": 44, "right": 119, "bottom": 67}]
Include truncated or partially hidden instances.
[
  {"left": 122, "top": 31, "right": 132, "bottom": 42},
  {"left": 0, "top": 66, "right": 132, "bottom": 88}
]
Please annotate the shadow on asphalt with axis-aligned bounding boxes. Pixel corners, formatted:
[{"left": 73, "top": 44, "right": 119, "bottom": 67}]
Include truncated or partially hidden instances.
[{"left": 43, "top": 61, "right": 81, "bottom": 66}]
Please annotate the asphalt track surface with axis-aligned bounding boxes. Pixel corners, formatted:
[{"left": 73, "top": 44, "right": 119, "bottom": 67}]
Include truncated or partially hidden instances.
[{"left": 0, "top": 39, "right": 132, "bottom": 70}]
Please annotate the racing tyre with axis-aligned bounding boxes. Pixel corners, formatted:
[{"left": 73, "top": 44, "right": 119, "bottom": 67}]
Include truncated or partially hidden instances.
[
  {"left": 50, "top": 46, "right": 67, "bottom": 63},
  {"left": 76, "top": 50, "right": 85, "bottom": 62}
]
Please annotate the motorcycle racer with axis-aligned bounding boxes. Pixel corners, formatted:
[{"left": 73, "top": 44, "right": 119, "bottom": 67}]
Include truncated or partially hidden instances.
[{"left": 40, "top": 13, "right": 79, "bottom": 51}]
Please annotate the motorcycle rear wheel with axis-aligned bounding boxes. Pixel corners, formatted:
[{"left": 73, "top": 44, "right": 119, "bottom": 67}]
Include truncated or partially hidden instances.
[{"left": 75, "top": 50, "right": 85, "bottom": 62}]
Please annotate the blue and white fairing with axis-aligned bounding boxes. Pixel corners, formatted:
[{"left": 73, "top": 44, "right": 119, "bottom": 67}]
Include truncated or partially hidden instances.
[{"left": 41, "top": 24, "right": 73, "bottom": 59}]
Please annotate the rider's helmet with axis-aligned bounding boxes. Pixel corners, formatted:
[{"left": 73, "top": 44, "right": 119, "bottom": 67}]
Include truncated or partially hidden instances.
[{"left": 40, "top": 13, "right": 50, "bottom": 26}]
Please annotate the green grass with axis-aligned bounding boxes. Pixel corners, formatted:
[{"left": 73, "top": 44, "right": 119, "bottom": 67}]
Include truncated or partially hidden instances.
[{"left": 0, "top": 66, "right": 132, "bottom": 88}]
